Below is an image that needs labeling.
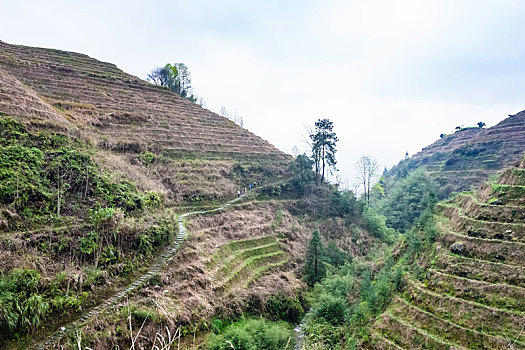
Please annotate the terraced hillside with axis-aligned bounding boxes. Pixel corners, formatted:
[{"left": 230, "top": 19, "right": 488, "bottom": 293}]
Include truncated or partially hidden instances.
[
  {"left": 369, "top": 161, "right": 525, "bottom": 349},
  {"left": 387, "top": 113, "right": 525, "bottom": 197},
  {"left": 0, "top": 40, "right": 289, "bottom": 203},
  {"left": 207, "top": 236, "right": 289, "bottom": 293},
  {"left": 35, "top": 199, "right": 306, "bottom": 349}
]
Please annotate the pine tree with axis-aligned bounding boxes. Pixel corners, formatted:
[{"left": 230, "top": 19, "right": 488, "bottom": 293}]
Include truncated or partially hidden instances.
[
  {"left": 310, "top": 119, "right": 338, "bottom": 185},
  {"left": 303, "top": 230, "right": 326, "bottom": 286}
]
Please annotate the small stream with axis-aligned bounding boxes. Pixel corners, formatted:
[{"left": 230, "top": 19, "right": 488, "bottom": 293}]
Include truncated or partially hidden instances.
[{"left": 294, "top": 321, "right": 305, "bottom": 350}]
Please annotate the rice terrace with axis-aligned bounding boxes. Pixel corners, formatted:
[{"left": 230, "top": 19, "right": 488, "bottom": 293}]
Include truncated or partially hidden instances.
[{"left": 1, "top": 1, "right": 525, "bottom": 349}]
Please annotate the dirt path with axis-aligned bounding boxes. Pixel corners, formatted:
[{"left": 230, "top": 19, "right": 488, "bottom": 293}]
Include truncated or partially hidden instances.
[{"left": 37, "top": 195, "right": 244, "bottom": 349}]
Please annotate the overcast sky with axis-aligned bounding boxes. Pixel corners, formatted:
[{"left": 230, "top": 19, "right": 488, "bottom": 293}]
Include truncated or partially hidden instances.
[{"left": 2, "top": 0, "right": 525, "bottom": 187}]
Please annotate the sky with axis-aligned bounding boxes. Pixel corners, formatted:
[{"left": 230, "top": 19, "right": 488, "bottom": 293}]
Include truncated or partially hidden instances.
[{"left": 2, "top": 0, "right": 525, "bottom": 188}]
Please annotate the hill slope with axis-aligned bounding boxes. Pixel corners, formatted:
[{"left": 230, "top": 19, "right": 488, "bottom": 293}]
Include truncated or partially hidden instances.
[
  {"left": 369, "top": 159, "right": 525, "bottom": 349},
  {"left": 0, "top": 40, "right": 289, "bottom": 205},
  {"left": 0, "top": 41, "right": 299, "bottom": 348},
  {"left": 0, "top": 40, "right": 283, "bottom": 158},
  {"left": 387, "top": 112, "right": 525, "bottom": 197}
]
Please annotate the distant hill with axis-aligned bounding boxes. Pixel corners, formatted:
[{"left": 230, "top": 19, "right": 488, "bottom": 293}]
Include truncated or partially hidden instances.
[{"left": 386, "top": 112, "right": 525, "bottom": 197}]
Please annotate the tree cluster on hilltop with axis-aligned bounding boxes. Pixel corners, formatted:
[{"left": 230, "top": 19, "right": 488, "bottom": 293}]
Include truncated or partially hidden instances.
[{"left": 147, "top": 63, "right": 198, "bottom": 102}]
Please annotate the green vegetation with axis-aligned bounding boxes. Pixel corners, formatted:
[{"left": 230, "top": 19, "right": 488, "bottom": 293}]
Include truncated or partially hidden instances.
[
  {"left": 303, "top": 230, "right": 326, "bottom": 286},
  {"left": 0, "top": 269, "right": 49, "bottom": 335},
  {"left": 0, "top": 117, "right": 177, "bottom": 344},
  {"left": 0, "top": 117, "right": 162, "bottom": 224},
  {"left": 302, "top": 258, "right": 404, "bottom": 348},
  {"left": 147, "top": 62, "right": 198, "bottom": 102},
  {"left": 310, "top": 119, "right": 338, "bottom": 185},
  {"left": 380, "top": 169, "right": 438, "bottom": 232},
  {"left": 300, "top": 200, "right": 439, "bottom": 348},
  {"left": 207, "top": 318, "right": 294, "bottom": 350},
  {"left": 264, "top": 293, "right": 304, "bottom": 324}
]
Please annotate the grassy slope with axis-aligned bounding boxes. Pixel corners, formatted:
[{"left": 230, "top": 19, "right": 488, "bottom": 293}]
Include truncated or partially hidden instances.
[
  {"left": 0, "top": 40, "right": 291, "bottom": 349},
  {"left": 368, "top": 162, "right": 525, "bottom": 350}
]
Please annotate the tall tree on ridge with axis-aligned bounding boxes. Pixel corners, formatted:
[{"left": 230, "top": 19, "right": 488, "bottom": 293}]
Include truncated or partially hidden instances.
[{"left": 310, "top": 119, "right": 338, "bottom": 185}]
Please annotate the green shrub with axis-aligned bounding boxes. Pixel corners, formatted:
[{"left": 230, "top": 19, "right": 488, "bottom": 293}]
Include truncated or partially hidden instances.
[
  {"left": 144, "top": 191, "right": 163, "bottom": 208},
  {"left": 314, "top": 271, "right": 356, "bottom": 300},
  {"left": 207, "top": 318, "right": 294, "bottom": 350},
  {"left": 0, "top": 145, "right": 47, "bottom": 208},
  {"left": 303, "top": 321, "right": 345, "bottom": 349},
  {"left": 0, "top": 118, "right": 149, "bottom": 218},
  {"left": 137, "top": 234, "right": 153, "bottom": 255},
  {"left": 79, "top": 232, "right": 99, "bottom": 256},
  {"left": 147, "top": 224, "right": 172, "bottom": 245},
  {"left": 363, "top": 207, "right": 395, "bottom": 242},
  {"left": 323, "top": 242, "right": 350, "bottom": 267},
  {"left": 211, "top": 318, "right": 224, "bottom": 334},
  {"left": 313, "top": 294, "right": 349, "bottom": 326},
  {"left": 0, "top": 269, "right": 50, "bottom": 334},
  {"left": 265, "top": 293, "right": 304, "bottom": 323},
  {"left": 139, "top": 151, "right": 156, "bottom": 165},
  {"left": 130, "top": 306, "right": 158, "bottom": 323}
]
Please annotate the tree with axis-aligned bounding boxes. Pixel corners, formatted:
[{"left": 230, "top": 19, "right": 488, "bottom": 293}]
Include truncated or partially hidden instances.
[
  {"left": 380, "top": 169, "right": 437, "bottom": 232},
  {"left": 477, "top": 121, "right": 486, "bottom": 128},
  {"left": 147, "top": 63, "right": 196, "bottom": 101},
  {"left": 356, "top": 155, "right": 379, "bottom": 205},
  {"left": 147, "top": 66, "right": 172, "bottom": 88},
  {"left": 310, "top": 119, "right": 338, "bottom": 185},
  {"left": 439, "top": 133, "right": 446, "bottom": 139},
  {"left": 303, "top": 230, "right": 326, "bottom": 286}
]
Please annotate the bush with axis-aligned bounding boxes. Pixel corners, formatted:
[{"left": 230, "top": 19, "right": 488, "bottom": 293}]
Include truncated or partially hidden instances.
[
  {"left": 144, "top": 191, "right": 163, "bottom": 208},
  {"left": 313, "top": 294, "right": 349, "bottom": 326},
  {"left": 0, "top": 269, "right": 50, "bottom": 334},
  {"left": 323, "top": 242, "right": 350, "bottom": 267},
  {"left": 314, "top": 271, "right": 356, "bottom": 300},
  {"left": 207, "top": 318, "right": 294, "bottom": 350},
  {"left": 79, "top": 232, "right": 99, "bottom": 256},
  {"left": 0, "top": 118, "right": 151, "bottom": 218},
  {"left": 362, "top": 207, "right": 395, "bottom": 242},
  {"left": 139, "top": 151, "right": 156, "bottom": 165},
  {"left": 264, "top": 293, "right": 304, "bottom": 323},
  {"left": 330, "top": 190, "right": 361, "bottom": 217}
]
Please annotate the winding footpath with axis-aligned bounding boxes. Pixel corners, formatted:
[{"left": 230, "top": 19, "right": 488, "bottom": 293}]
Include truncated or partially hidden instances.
[{"left": 37, "top": 195, "right": 244, "bottom": 349}]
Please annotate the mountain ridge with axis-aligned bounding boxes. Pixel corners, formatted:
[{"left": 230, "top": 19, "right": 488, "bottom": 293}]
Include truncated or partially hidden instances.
[{"left": 387, "top": 111, "right": 525, "bottom": 196}]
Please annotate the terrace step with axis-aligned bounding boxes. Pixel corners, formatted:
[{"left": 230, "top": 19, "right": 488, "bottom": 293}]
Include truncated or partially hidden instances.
[
  {"left": 454, "top": 193, "right": 525, "bottom": 224},
  {"left": 375, "top": 312, "right": 465, "bottom": 350},
  {"left": 436, "top": 205, "right": 525, "bottom": 242},
  {"left": 434, "top": 252, "right": 525, "bottom": 287},
  {"left": 368, "top": 332, "right": 406, "bottom": 350},
  {"left": 390, "top": 297, "right": 523, "bottom": 349},
  {"left": 424, "top": 269, "right": 525, "bottom": 312},
  {"left": 404, "top": 279, "right": 525, "bottom": 343},
  {"left": 437, "top": 222, "right": 525, "bottom": 265}
]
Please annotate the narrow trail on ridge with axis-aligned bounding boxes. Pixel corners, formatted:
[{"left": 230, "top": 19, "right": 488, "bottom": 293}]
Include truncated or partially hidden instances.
[{"left": 37, "top": 194, "right": 246, "bottom": 349}]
